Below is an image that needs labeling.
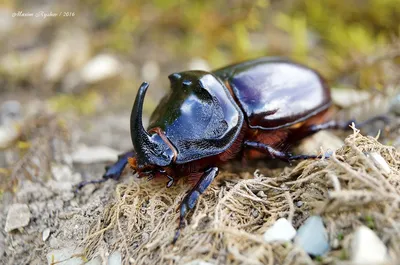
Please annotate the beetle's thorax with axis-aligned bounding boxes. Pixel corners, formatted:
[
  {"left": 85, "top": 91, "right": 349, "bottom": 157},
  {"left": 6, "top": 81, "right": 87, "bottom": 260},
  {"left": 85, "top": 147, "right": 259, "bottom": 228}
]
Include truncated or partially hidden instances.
[{"left": 147, "top": 71, "right": 244, "bottom": 164}]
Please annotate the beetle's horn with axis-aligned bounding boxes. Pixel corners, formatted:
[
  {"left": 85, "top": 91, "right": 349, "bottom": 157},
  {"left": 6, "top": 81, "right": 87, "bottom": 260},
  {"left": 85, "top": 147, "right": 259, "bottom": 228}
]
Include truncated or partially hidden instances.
[{"left": 130, "top": 82, "right": 154, "bottom": 158}]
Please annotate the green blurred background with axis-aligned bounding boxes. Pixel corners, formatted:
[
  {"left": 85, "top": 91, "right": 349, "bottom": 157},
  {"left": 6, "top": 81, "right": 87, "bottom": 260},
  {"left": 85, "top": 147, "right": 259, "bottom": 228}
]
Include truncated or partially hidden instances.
[{"left": 1, "top": 0, "right": 399, "bottom": 115}]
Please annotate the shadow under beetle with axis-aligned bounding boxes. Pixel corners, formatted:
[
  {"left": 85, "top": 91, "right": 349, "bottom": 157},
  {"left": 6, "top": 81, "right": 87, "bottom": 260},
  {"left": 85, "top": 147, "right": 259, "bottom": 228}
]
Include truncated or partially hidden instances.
[{"left": 78, "top": 57, "right": 386, "bottom": 243}]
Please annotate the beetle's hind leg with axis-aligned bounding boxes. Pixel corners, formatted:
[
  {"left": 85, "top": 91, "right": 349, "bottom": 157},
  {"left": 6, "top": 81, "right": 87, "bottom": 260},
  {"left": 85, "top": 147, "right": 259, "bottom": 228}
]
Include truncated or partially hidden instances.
[
  {"left": 244, "top": 141, "right": 324, "bottom": 162},
  {"left": 173, "top": 167, "right": 219, "bottom": 244},
  {"left": 308, "top": 115, "right": 389, "bottom": 133},
  {"left": 75, "top": 150, "right": 135, "bottom": 190}
]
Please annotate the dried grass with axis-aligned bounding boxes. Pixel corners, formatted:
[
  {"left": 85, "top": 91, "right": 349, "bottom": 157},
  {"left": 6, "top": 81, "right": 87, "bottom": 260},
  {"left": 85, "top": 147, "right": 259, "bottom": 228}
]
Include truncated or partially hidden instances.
[{"left": 84, "top": 127, "right": 400, "bottom": 265}]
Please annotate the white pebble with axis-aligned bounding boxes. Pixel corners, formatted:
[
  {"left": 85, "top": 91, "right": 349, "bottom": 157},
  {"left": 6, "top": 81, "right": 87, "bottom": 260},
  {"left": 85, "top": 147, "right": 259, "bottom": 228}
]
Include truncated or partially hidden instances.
[
  {"left": 295, "top": 215, "right": 330, "bottom": 256},
  {"left": 42, "top": 228, "right": 51, "bottom": 241},
  {"left": 0, "top": 124, "right": 20, "bottom": 149},
  {"left": 188, "top": 57, "right": 210, "bottom": 71},
  {"left": 51, "top": 165, "right": 73, "bottom": 182},
  {"left": 71, "top": 145, "right": 119, "bottom": 164},
  {"left": 108, "top": 251, "right": 122, "bottom": 265},
  {"left": 263, "top": 218, "right": 296, "bottom": 243},
  {"left": 5, "top": 204, "right": 31, "bottom": 232},
  {"left": 81, "top": 54, "right": 121, "bottom": 83},
  {"left": 331, "top": 88, "right": 370, "bottom": 108},
  {"left": 368, "top": 152, "right": 391, "bottom": 174},
  {"left": 257, "top": 190, "right": 267, "bottom": 198},
  {"left": 351, "top": 226, "right": 389, "bottom": 264},
  {"left": 43, "top": 39, "right": 71, "bottom": 81},
  {"left": 1, "top": 100, "right": 21, "bottom": 125},
  {"left": 141, "top": 60, "right": 160, "bottom": 82},
  {"left": 389, "top": 94, "right": 400, "bottom": 115},
  {"left": 46, "top": 247, "right": 84, "bottom": 265}
]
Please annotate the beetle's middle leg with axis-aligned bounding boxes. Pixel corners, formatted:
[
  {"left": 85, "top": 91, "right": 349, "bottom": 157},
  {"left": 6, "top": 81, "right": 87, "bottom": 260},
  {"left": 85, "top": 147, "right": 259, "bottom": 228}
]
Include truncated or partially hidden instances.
[
  {"left": 173, "top": 167, "right": 219, "bottom": 244},
  {"left": 244, "top": 141, "right": 321, "bottom": 162}
]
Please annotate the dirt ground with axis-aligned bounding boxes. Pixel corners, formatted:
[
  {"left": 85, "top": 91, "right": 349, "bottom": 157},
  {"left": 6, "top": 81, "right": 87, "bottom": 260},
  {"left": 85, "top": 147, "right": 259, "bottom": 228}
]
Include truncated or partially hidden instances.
[{"left": 0, "top": 98, "right": 399, "bottom": 265}]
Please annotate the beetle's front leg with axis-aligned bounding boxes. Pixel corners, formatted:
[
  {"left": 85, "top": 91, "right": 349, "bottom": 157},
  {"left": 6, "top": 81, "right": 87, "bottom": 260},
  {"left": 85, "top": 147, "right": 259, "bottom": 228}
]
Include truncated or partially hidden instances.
[
  {"left": 75, "top": 150, "right": 135, "bottom": 190},
  {"left": 172, "top": 167, "right": 219, "bottom": 244},
  {"left": 244, "top": 141, "right": 322, "bottom": 162},
  {"left": 103, "top": 150, "right": 135, "bottom": 180}
]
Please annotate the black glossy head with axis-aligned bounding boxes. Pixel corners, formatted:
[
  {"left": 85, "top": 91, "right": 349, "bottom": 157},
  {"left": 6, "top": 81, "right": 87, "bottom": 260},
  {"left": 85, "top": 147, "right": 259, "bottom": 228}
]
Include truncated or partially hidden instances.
[
  {"left": 130, "top": 82, "right": 175, "bottom": 169},
  {"left": 148, "top": 71, "right": 243, "bottom": 163}
]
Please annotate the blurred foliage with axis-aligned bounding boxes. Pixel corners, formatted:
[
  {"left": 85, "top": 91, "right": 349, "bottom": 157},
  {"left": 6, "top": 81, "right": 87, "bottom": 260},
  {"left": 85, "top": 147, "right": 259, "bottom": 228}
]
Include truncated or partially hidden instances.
[
  {"left": 49, "top": 90, "right": 102, "bottom": 115},
  {"left": 86, "top": 0, "right": 269, "bottom": 65},
  {"left": 84, "top": 0, "right": 400, "bottom": 88},
  {"left": 5, "top": 0, "right": 400, "bottom": 115}
]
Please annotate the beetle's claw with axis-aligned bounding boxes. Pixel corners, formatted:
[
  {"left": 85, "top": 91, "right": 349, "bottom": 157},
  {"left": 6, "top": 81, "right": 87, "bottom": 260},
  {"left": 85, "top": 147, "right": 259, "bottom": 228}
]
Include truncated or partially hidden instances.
[
  {"left": 172, "top": 230, "right": 180, "bottom": 244},
  {"left": 172, "top": 221, "right": 183, "bottom": 245},
  {"left": 166, "top": 175, "right": 174, "bottom": 188},
  {"left": 74, "top": 178, "right": 107, "bottom": 192},
  {"left": 172, "top": 206, "right": 187, "bottom": 244}
]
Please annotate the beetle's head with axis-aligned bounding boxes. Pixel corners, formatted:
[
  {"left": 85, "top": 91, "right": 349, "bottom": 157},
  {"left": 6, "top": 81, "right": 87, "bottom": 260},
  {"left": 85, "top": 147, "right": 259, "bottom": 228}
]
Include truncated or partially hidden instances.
[{"left": 129, "top": 82, "right": 175, "bottom": 172}]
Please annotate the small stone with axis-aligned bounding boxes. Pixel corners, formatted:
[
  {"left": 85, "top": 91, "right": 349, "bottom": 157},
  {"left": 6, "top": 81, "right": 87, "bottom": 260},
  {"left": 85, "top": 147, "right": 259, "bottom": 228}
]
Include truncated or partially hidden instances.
[
  {"left": 296, "top": 201, "right": 303, "bottom": 207},
  {"left": 108, "top": 251, "right": 122, "bottom": 265},
  {"left": 1, "top": 100, "right": 21, "bottom": 125},
  {"left": 141, "top": 60, "right": 160, "bottom": 82},
  {"left": 71, "top": 145, "right": 119, "bottom": 164},
  {"left": 295, "top": 216, "right": 330, "bottom": 256},
  {"left": 263, "top": 218, "right": 296, "bottom": 243},
  {"left": 0, "top": 8, "right": 14, "bottom": 36},
  {"left": 43, "top": 37, "right": 72, "bottom": 82},
  {"left": 257, "top": 190, "right": 267, "bottom": 198},
  {"left": 44, "top": 28, "right": 89, "bottom": 82},
  {"left": 0, "top": 123, "right": 20, "bottom": 149},
  {"left": 4, "top": 204, "right": 31, "bottom": 232},
  {"left": 51, "top": 164, "right": 73, "bottom": 182},
  {"left": 46, "top": 247, "right": 84, "bottom": 265},
  {"left": 251, "top": 208, "right": 259, "bottom": 218},
  {"left": 141, "top": 232, "right": 149, "bottom": 243},
  {"left": 298, "top": 131, "right": 344, "bottom": 155},
  {"left": 351, "top": 226, "right": 389, "bottom": 264},
  {"left": 42, "top": 228, "right": 51, "bottom": 241},
  {"left": 61, "top": 71, "right": 82, "bottom": 93},
  {"left": 49, "top": 237, "right": 62, "bottom": 249},
  {"left": 368, "top": 152, "right": 391, "bottom": 174},
  {"left": 331, "top": 88, "right": 370, "bottom": 108},
  {"left": 389, "top": 94, "right": 400, "bottom": 116},
  {"left": 46, "top": 180, "right": 73, "bottom": 193},
  {"left": 188, "top": 58, "right": 210, "bottom": 71},
  {"left": 81, "top": 54, "right": 121, "bottom": 84},
  {"left": 332, "top": 238, "right": 340, "bottom": 249}
]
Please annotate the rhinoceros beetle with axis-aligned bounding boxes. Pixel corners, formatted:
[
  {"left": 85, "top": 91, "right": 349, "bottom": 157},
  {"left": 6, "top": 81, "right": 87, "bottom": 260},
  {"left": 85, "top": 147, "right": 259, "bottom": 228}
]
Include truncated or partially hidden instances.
[{"left": 78, "top": 57, "right": 385, "bottom": 243}]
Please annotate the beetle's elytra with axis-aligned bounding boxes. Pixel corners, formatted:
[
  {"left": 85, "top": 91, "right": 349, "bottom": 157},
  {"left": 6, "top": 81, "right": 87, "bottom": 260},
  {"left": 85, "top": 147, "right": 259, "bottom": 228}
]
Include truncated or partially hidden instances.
[{"left": 83, "top": 57, "right": 356, "bottom": 242}]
